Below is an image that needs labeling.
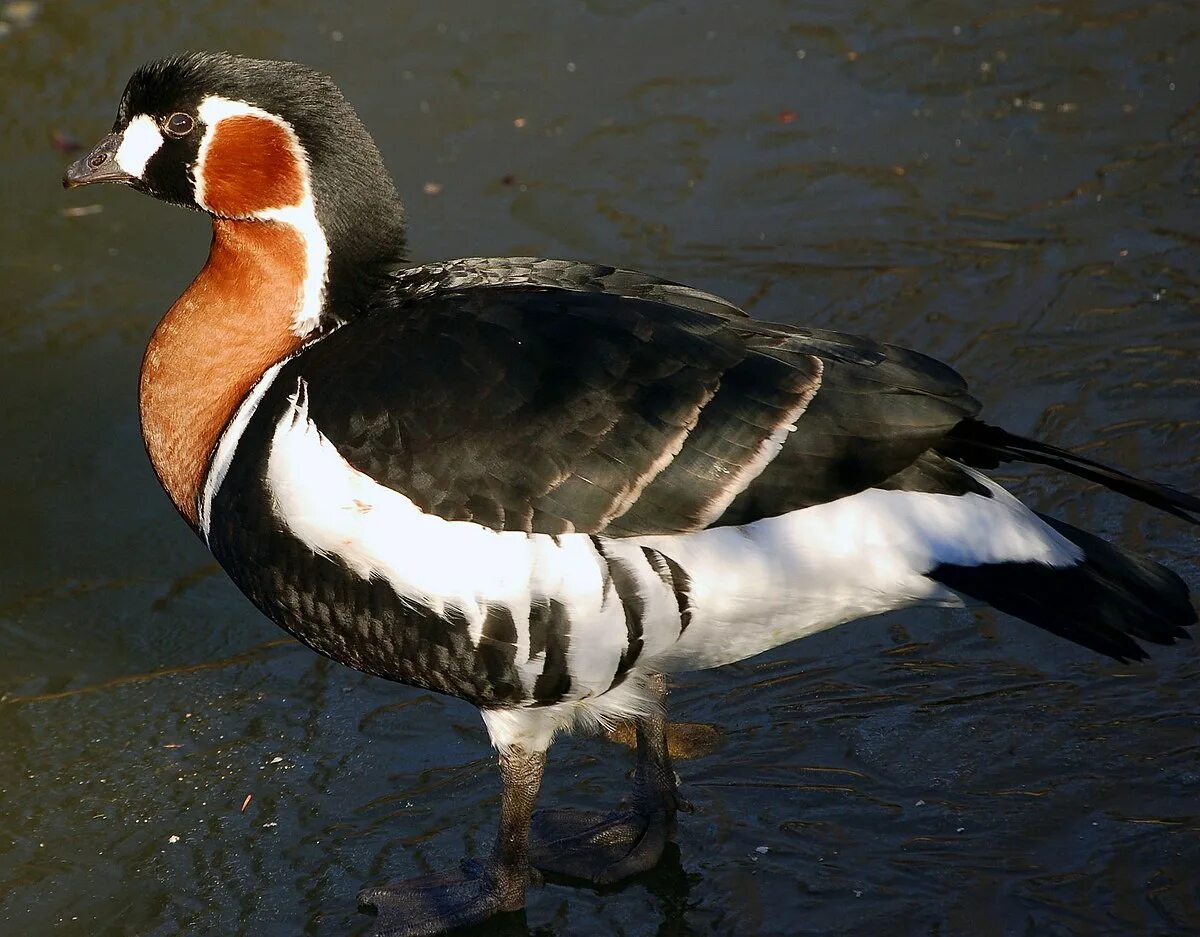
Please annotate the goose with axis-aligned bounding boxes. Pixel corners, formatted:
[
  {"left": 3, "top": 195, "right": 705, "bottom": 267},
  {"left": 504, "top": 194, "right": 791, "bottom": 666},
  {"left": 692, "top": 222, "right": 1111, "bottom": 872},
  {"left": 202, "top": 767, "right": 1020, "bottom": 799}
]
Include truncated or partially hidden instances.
[{"left": 63, "top": 52, "right": 1197, "bottom": 936}]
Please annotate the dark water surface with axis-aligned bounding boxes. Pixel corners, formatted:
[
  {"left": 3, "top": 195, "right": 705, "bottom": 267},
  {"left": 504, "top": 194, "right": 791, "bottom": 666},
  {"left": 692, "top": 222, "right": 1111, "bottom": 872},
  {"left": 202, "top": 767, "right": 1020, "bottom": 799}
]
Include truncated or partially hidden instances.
[{"left": 2, "top": 1, "right": 1199, "bottom": 934}]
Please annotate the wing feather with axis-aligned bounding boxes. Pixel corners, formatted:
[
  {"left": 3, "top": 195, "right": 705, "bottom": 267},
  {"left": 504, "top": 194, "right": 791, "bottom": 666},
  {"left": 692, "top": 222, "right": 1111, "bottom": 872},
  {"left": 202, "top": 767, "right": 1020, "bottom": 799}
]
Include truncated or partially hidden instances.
[{"left": 282, "top": 262, "right": 978, "bottom": 536}]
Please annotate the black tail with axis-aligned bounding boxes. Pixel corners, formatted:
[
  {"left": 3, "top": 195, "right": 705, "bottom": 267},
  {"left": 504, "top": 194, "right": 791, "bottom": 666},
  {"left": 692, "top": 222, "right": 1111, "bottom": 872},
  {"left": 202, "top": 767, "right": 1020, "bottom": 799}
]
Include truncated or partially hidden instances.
[
  {"left": 940, "top": 419, "right": 1200, "bottom": 525},
  {"left": 930, "top": 515, "right": 1195, "bottom": 663}
]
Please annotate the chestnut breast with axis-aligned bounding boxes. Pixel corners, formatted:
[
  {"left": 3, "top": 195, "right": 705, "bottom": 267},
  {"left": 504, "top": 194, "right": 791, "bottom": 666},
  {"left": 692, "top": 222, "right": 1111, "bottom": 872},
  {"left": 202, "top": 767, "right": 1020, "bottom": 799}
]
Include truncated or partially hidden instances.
[{"left": 139, "top": 218, "right": 306, "bottom": 526}]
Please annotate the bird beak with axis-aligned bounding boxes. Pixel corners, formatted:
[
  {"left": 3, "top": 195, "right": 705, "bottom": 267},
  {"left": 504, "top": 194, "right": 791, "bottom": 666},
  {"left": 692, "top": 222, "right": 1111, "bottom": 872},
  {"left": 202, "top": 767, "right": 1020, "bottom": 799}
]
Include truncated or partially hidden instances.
[{"left": 63, "top": 133, "right": 136, "bottom": 188}]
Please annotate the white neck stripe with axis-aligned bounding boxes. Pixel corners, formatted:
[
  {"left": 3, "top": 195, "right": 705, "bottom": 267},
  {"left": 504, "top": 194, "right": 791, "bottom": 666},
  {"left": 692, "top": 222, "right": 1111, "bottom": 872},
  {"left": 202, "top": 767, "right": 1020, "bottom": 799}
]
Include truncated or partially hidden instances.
[{"left": 198, "top": 359, "right": 288, "bottom": 539}]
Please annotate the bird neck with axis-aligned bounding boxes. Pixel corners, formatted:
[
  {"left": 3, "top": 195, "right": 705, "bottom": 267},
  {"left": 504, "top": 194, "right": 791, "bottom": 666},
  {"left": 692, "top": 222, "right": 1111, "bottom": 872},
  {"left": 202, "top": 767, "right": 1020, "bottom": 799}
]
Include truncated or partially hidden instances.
[
  {"left": 315, "top": 192, "right": 408, "bottom": 316},
  {"left": 139, "top": 218, "right": 308, "bottom": 527}
]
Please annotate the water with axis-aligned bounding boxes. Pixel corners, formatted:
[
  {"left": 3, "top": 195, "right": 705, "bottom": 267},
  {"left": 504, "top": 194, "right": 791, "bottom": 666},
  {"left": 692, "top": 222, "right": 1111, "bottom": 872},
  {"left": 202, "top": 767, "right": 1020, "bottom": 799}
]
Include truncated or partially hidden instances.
[{"left": 2, "top": 1, "right": 1198, "bottom": 934}]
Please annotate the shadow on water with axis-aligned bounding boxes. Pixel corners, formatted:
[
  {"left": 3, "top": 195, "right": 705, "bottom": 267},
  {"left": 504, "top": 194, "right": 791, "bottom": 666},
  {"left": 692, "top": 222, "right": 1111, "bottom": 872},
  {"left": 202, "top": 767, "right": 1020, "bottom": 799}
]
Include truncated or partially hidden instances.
[
  {"left": 368, "top": 846, "right": 698, "bottom": 937},
  {"left": 1, "top": 0, "right": 1199, "bottom": 935}
]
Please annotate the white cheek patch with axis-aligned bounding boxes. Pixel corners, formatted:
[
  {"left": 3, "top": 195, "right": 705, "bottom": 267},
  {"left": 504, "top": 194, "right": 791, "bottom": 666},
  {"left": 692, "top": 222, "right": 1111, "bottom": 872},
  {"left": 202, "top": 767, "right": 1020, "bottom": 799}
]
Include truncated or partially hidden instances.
[{"left": 115, "top": 115, "right": 165, "bottom": 178}]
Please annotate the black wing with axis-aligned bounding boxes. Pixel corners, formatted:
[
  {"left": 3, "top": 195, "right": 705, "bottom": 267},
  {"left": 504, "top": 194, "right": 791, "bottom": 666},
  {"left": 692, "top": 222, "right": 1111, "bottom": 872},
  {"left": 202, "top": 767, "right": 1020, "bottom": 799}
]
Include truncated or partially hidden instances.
[
  {"left": 385, "top": 256, "right": 750, "bottom": 320},
  {"left": 290, "top": 268, "right": 978, "bottom": 536}
]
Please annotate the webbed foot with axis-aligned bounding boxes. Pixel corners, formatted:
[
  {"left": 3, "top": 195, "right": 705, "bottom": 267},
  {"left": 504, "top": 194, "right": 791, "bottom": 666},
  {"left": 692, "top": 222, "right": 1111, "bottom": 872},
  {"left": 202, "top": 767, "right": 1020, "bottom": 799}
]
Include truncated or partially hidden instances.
[
  {"left": 358, "top": 859, "right": 527, "bottom": 936},
  {"left": 529, "top": 800, "right": 684, "bottom": 885}
]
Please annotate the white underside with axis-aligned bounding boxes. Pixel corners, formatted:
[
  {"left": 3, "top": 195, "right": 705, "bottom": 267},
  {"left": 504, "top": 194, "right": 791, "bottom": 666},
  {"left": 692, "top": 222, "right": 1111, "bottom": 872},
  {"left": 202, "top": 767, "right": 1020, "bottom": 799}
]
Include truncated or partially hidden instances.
[{"left": 253, "top": 377, "right": 1083, "bottom": 750}]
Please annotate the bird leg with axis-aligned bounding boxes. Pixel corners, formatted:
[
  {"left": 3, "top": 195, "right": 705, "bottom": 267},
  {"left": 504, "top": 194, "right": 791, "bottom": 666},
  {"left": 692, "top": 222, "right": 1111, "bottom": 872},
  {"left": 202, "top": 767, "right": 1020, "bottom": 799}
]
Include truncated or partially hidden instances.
[
  {"left": 360, "top": 743, "right": 545, "bottom": 936},
  {"left": 530, "top": 673, "right": 688, "bottom": 884}
]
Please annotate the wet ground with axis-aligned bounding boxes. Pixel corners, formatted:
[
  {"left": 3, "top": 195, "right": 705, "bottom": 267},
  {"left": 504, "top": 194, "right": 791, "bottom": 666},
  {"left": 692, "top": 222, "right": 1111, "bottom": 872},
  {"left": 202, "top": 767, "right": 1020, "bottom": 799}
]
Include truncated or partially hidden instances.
[{"left": 2, "top": 0, "right": 1199, "bottom": 934}]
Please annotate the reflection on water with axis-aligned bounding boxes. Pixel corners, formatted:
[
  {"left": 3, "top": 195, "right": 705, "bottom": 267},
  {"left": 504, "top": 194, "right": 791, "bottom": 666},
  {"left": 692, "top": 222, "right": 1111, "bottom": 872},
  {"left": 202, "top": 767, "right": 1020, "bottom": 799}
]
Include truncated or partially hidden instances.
[{"left": 2, "top": 1, "right": 1198, "bottom": 934}]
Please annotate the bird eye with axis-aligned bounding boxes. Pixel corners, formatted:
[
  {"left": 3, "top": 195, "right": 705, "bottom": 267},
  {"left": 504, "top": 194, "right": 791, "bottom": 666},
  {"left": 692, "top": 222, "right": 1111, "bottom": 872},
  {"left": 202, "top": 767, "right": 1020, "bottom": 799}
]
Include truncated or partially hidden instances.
[{"left": 164, "top": 112, "right": 195, "bottom": 138}]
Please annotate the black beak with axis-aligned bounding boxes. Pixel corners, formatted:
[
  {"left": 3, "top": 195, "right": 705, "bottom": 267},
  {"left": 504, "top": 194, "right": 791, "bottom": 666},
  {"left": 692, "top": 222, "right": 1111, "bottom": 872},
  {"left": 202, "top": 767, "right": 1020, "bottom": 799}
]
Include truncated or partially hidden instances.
[{"left": 63, "top": 133, "right": 136, "bottom": 188}]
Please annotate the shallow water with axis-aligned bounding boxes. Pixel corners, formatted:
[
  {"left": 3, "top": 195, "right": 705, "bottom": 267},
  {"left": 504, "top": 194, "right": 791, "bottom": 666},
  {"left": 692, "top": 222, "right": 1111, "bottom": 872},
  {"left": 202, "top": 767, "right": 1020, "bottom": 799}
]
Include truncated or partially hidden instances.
[{"left": 2, "top": 0, "right": 1199, "bottom": 934}]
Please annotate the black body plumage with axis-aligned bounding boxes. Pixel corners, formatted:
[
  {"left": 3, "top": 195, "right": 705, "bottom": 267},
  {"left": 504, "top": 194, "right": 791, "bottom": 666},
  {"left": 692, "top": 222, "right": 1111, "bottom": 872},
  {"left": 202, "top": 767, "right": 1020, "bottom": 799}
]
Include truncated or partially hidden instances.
[
  {"left": 70, "top": 51, "right": 1197, "bottom": 936},
  {"left": 202, "top": 259, "right": 1194, "bottom": 702},
  {"left": 203, "top": 267, "right": 985, "bottom": 704}
]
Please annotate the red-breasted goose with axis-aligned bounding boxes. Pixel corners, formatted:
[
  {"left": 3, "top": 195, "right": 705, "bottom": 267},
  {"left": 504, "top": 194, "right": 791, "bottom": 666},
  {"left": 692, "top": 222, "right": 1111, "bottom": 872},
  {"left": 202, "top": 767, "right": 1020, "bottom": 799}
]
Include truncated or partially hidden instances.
[{"left": 63, "top": 52, "right": 1197, "bottom": 936}]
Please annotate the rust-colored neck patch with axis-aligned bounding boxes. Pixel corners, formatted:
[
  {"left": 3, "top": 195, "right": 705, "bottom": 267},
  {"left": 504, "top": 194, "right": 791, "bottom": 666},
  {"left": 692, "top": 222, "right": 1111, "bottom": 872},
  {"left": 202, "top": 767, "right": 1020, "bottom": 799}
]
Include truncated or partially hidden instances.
[
  {"left": 140, "top": 219, "right": 306, "bottom": 526},
  {"left": 199, "top": 114, "right": 305, "bottom": 216}
]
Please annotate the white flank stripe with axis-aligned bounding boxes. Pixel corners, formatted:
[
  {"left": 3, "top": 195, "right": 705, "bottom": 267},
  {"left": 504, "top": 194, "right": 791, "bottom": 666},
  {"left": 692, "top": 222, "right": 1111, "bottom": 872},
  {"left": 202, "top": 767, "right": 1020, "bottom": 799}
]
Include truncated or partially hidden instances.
[
  {"left": 193, "top": 96, "right": 329, "bottom": 338},
  {"left": 114, "top": 115, "right": 164, "bottom": 178},
  {"left": 640, "top": 468, "right": 1083, "bottom": 671},
  {"left": 266, "top": 380, "right": 636, "bottom": 699},
  {"left": 263, "top": 379, "right": 1082, "bottom": 706},
  {"left": 198, "top": 360, "right": 287, "bottom": 539}
]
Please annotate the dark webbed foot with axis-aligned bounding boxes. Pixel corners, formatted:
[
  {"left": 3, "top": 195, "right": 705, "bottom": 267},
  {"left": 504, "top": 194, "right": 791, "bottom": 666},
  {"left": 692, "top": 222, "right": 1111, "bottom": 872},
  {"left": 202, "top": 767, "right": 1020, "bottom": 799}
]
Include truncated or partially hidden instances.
[
  {"left": 530, "top": 802, "right": 680, "bottom": 884},
  {"left": 359, "top": 859, "right": 526, "bottom": 936},
  {"left": 361, "top": 744, "right": 546, "bottom": 936},
  {"left": 531, "top": 673, "right": 688, "bottom": 885}
]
